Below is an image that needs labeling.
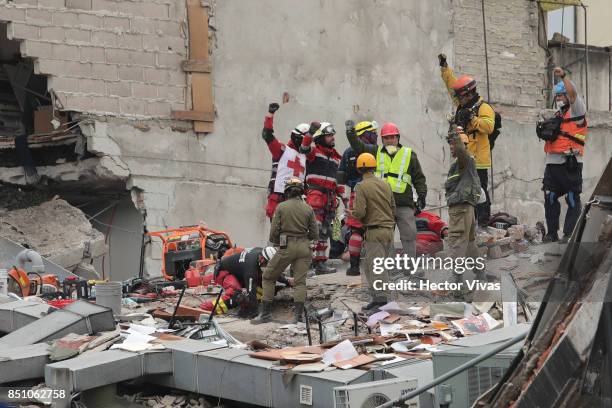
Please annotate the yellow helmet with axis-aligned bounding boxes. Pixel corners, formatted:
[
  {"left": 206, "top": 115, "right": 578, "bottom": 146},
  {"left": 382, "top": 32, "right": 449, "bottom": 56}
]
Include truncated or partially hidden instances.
[
  {"left": 356, "top": 153, "right": 377, "bottom": 170},
  {"left": 355, "top": 121, "right": 377, "bottom": 137}
]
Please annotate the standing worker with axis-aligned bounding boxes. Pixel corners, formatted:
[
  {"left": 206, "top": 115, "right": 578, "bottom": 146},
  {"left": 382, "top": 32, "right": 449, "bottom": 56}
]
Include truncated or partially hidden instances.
[
  {"left": 537, "top": 67, "right": 587, "bottom": 243},
  {"left": 300, "top": 122, "right": 345, "bottom": 274},
  {"left": 251, "top": 178, "right": 318, "bottom": 325},
  {"left": 345, "top": 120, "right": 427, "bottom": 261},
  {"left": 261, "top": 102, "right": 308, "bottom": 220},
  {"left": 337, "top": 121, "right": 379, "bottom": 276},
  {"left": 439, "top": 53, "right": 495, "bottom": 228},
  {"left": 445, "top": 126, "right": 482, "bottom": 278},
  {"left": 350, "top": 152, "right": 396, "bottom": 311}
]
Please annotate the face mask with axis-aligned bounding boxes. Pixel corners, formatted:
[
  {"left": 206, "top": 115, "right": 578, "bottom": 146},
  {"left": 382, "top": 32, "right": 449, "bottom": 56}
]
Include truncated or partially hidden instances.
[
  {"left": 386, "top": 145, "right": 398, "bottom": 155},
  {"left": 556, "top": 100, "right": 566, "bottom": 109}
]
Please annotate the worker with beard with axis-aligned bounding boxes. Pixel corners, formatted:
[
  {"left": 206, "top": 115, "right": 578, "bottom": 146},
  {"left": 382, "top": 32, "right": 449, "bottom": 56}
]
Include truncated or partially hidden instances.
[
  {"left": 262, "top": 102, "right": 308, "bottom": 220},
  {"left": 337, "top": 121, "right": 379, "bottom": 276},
  {"left": 439, "top": 53, "right": 495, "bottom": 228},
  {"left": 300, "top": 122, "right": 345, "bottom": 275}
]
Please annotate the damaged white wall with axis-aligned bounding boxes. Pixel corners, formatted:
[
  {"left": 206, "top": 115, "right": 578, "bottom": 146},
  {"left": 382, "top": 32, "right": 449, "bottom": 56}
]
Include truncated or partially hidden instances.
[{"left": 0, "top": 0, "right": 610, "bottom": 278}]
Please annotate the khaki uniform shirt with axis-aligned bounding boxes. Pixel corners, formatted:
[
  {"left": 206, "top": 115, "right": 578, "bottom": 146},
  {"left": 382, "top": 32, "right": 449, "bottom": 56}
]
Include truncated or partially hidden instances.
[
  {"left": 352, "top": 173, "right": 396, "bottom": 228},
  {"left": 269, "top": 196, "right": 318, "bottom": 244}
]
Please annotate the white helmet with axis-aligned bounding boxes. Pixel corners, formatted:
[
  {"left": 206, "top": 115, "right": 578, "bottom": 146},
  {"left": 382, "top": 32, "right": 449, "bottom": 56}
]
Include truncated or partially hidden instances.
[
  {"left": 261, "top": 246, "right": 277, "bottom": 262},
  {"left": 292, "top": 123, "right": 309, "bottom": 135}
]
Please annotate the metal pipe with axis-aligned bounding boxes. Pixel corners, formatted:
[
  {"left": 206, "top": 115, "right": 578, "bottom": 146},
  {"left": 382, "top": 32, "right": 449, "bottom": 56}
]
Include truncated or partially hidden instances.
[
  {"left": 481, "top": 0, "right": 493, "bottom": 203},
  {"left": 16, "top": 249, "right": 44, "bottom": 273},
  {"left": 376, "top": 332, "right": 528, "bottom": 408},
  {"left": 582, "top": 3, "right": 588, "bottom": 109}
]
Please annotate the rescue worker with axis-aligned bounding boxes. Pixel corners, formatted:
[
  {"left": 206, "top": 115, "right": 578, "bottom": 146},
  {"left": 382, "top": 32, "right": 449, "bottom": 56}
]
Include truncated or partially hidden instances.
[
  {"left": 350, "top": 153, "right": 396, "bottom": 311},
  {"left": 201, "top": 247, "right": 293, "bottom": 318},
  {"left": 300, "top": 122, "right": 345, "bottom": 274},
  {"left": 416, "top": 211, "right": 448, "bottom": 256},
  {"left": 542, "top": 67, "right": 587, "bottom": 243},
  {"left": 252, "top": 178, "right": 318, "bottom": 325},
  {"left": 337, "top": 121, "right": 379, "bottom": 276},
  {"left": 439, "top": 53, "right": 495, "bottom": 228},
  {"left": 345, "top": 120, "right": 427, "bottom": 261},
  {"left": 262, "top": 102, "right": 308, "bottom": 220},
  {"left": 445, "top": 126, "right": 481, "bottom": 278}
]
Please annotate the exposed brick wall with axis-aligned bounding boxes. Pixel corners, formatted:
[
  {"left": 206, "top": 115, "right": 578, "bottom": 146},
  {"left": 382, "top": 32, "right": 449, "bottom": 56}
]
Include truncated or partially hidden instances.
[
  {"left": 452, "top": 0, "right": 547, "bottom": 112},
  {"left": 0, "top": 0, "right": 188, "bottom": 118}
]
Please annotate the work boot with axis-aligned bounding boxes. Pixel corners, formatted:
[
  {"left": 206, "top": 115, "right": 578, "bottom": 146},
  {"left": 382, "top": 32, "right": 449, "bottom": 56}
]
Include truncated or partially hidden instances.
[
  {"left": 361, "top": 299, "right": 386, "bottom": 312},
  {"left": 558, "top": 234, "right": 571, "bottom": 244},
  {"left": 291, "top": 302, "right": 305, "bottom": 324},
  {"left": 543, "top": 232, "right": 559, "bottom": 243},
  {"left": 250, "top": 301, "right": 273, "bottom": 325},
  {"left": 346, "top": 256, "right": 360, "bottom": 276},
  {"left": 313, "top": 261, "right": 336, "bottom": 275}
]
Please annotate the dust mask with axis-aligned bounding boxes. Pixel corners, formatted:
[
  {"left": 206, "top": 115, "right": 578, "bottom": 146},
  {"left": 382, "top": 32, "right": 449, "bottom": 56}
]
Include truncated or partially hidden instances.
[{"left": 385, "top": 145, "right": 398, "bottom": 155}]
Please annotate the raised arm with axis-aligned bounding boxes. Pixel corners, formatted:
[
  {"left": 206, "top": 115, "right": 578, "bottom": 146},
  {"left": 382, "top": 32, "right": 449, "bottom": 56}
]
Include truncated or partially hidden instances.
[{"left": 439, "top": 54, "right": 460, "bottom": 108}]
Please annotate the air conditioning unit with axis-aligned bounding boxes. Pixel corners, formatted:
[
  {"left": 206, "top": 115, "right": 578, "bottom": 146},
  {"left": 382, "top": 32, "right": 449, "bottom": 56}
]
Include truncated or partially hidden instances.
[{"left": 333, "top": 377, "right": 419, "bottom": 408}]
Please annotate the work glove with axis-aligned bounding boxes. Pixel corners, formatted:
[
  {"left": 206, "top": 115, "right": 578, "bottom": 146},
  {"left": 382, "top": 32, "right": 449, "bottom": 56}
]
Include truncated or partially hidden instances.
[
  {"left": 417, "top": 194, "right": 426, "bottom": 212},
  {"left": 213, "top": 260, "right": 221, "bottom": 280},
  {"left": 455, "top": 108, "right": 473, "bottom": 129},
  {"left": 345, "top": 120, "right": 356, "bottom": 139},
  {"left": 268, "top": 103, "right": 280, "bottom": 114},
  {"left": 438, "top": 53, "right": 447, "bottom": 67},
  {"left": 308, "top": 121, "right": 321, "bottom": 136}
]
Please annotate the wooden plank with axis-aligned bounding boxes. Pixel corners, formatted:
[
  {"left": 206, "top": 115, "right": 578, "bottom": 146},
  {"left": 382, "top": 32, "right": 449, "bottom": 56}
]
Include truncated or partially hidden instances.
[
  {"left": 186, "top": 0, "right": 209, "bottom": 60},
  {"left": 171, "top": 110, "right": 215, "bottom": 121},
  {"left": 182, "top": 59, "right": 211, "bottom": 73},
  {"left": 186, "top": 0, "right": 213, "bottom": 133}
]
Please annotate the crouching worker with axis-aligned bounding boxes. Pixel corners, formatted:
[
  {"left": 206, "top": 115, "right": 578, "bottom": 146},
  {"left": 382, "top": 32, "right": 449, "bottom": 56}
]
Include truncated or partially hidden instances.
[
  {"left": 201, "top": 247, "right": 291, "bottom": 318},
  {"left": 416, "top": 211, "right": 448, "bottom": 256},
  {"left": 350, "top": 153, "right": 396, "bottom": 312},
  {"left": 445, "top": 127, "right": 482, "bottom": 279},
  {"left": 252, "top": 178, "right": 318, "bottom": 325}
]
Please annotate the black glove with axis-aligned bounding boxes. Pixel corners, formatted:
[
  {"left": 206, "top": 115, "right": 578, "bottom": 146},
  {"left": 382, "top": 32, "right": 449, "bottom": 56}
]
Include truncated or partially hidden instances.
[
  {"left": 417, "top": 195, "right": 426, "bottom": 211},
  {"left": 308, "top": 121, "right": 321, "bottom": 135},
  {"left": 455, "top": 108, "right": 473, "bottom": 129},
  {"left": 268, "top": 103, "right": 280, "bottom": 114},
  {"left": 345, "top": 120, "right": 355, "bottom": 138},
  {"left": 438, "top": 53, "right": 447, "bottom": 67},
  {"left": 213, "top": 260, "right": 221, "bottom": 280}
]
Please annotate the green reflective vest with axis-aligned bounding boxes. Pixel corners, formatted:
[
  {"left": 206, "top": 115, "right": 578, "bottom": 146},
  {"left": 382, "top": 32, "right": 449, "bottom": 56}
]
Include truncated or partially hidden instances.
[{"left": 375, "top": 146, "right": 412, "bottom": 193}]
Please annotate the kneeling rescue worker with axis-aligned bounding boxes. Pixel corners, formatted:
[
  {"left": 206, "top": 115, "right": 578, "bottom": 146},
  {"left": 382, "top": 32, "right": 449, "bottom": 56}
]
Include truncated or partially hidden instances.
[{"left": 252, "top": 177, "right": 318, "bottom": 324}]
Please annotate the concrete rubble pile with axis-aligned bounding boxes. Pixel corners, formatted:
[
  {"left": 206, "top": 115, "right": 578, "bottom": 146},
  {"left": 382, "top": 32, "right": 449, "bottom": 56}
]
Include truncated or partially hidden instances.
[{"left": 0, "top": 197, "right": 106, "bottom": 278}]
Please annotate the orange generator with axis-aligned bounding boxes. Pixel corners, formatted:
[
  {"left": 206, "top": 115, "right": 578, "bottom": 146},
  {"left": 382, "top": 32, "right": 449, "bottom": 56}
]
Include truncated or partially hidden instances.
[{"left": 148, "top": 225, "right": 233, "bottom": 281}]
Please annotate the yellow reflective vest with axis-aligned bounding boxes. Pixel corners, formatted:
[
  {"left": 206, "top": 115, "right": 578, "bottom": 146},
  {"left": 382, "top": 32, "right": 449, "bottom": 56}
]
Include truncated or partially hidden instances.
[{"left": 375, "top": 146, "right": 412, "bottom": 194}]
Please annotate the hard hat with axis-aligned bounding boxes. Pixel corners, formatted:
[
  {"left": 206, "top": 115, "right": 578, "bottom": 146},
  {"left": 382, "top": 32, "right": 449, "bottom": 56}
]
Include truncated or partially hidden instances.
[
  {"left": 355, "top": 121, "right": 377, "bottom": 137},
  {"left": 313, "top": 122, "right": 335, "bottom": 138},
  {"left": 284, "top": 177, "right": 304, "bottom": 193},
  {"left": 380, "top": 122, "right": 400, "bottom": 138},
  {"left": 261, "top": 246, "right": 277, "bottom": 262},
  {"left": 554, "top": 81, "right": 567, "bottom": 95},
  {"left": 356, "top": 153, "right": 377, "bottom": 169},
  {"left": 292, "top": 123, "right": 309, "bottom": 136},
  {"left": 452, "top": 75, "right": 477, "bottom": 96},
  {"left": 290, "top": 123, "right": 309, "bottom": 146}
]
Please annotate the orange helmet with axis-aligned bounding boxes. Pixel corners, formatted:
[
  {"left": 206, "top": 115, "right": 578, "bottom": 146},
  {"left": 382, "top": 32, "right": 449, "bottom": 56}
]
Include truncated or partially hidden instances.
[
  {"left": 356, "top": 153, "right": 376, "bottom": 170},
  {"left": 452, "top": 75, "right": 476, "bottom": 96},
  {"left": 380, "top": 122, "right": 400, "bottom": 138}
]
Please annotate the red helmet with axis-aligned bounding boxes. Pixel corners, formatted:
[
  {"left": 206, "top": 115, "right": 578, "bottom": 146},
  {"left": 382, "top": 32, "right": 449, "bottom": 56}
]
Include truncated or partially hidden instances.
[
  {"left": 452, "top": 75, "right": 477, "bottom": 96},
  {"left": 380, "top": 122, "right": 400, "bottom": 138}
]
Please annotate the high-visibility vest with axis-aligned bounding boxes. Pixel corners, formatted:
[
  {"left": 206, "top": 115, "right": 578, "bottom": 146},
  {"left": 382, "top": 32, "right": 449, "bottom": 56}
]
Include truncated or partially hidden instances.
[
  {"left": 544, "top": 109, "right": 587, "bottom": 156},
  {"left": 375, "top": 146, "right": 412, "bottom": 193}
]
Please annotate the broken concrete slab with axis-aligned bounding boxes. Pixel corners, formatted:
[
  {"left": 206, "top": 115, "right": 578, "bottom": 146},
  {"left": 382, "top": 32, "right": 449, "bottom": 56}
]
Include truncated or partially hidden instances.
[
  {"left": 0, "top": 300, "right": 115, "bottom": 346},
  {"left": 0, "top": 299, "right": 53, "bottom": 333},
  {"left": 0, "top": 198, "right": 106, "bottom": 274},
  {"left": 0, "top": 343, "right": 50, "bottom": 383},
  {"left": 45, "top": 348, "right": 172, "bottom": 396}
]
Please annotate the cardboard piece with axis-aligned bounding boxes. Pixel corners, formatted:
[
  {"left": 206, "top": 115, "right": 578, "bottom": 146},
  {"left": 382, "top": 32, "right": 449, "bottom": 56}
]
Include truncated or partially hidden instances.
[{"left": 333, "top": 354, "right": 375, "bottom": 370}]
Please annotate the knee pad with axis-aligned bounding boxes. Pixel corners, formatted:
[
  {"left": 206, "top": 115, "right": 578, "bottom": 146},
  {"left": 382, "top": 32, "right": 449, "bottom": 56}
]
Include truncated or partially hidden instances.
[
  {"left": 565, "top": 191, "right": 581, "bottom": 209},
  {"left": 544, "top": 190, "right": 557, "bottom": 205}
]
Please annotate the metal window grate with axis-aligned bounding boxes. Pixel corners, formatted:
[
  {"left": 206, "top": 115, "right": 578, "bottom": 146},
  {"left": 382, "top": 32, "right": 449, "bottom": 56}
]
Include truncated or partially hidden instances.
[
  {"left": 300, "top": 384, "right": 313, "bottom": 406},
  {"left": 468, "top": 366, "right": 506, "bottom": 404},
  {"left": 334, "top": 389, "right": 348, "bottom": 408}
]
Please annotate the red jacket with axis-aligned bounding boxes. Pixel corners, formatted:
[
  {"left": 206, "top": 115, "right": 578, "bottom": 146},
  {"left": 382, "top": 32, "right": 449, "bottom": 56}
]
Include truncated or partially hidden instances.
[
  {"left": 199, "top": 270, "right": 242, "bottom": 313},
  {"left": 416, "top": 211, "right": 448, "bottom": 255},
  {"left": 262, "top": 115, "right": 300, "bottom": 194},
  {"left": 300, "top": 133, "right": 344, "bottom": 196}
]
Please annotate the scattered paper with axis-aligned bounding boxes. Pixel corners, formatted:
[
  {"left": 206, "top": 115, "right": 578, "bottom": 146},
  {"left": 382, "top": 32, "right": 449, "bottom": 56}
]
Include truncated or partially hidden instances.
[
  {"left": 409, "top": 344, "right": 441, "bottom": 352},
  {"left": 451, "top": 312, "right": 501, "bottom": 335},
  {"left": 322, "top": 339, "right": 358, "bottom": 365},
  {"left": 390, "top": 340, "right": 418, "bottom": 353},
  {"left": 379, "top": 323, "right": 403, "bottom": 336},
  {"left": 127, "top": 324, "right": 156, "bottom": 335},
  {"left": 111, "top": 342, "right": 165, "bottom": 352},
  {"left": 379, "top": 301, "right": 402, "bottom": 313},
  {"left": 366, "top": 311, "right": 390, "bottom": 328}
]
